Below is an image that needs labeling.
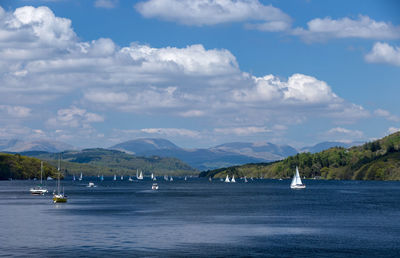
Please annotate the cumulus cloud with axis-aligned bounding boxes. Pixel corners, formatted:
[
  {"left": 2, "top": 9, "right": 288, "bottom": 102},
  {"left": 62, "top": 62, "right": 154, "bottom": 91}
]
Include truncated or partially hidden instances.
[
  {"left": 374, "top": 109, "right": 400, "bottom": 122},
  {"left": 324, "top": 127, "right": 364, "bottom": 141},
  {"left": 0, "top": 105, "right": 31, "bottom": 118},
  {"left": 365, "top": 42, "right": 400, "bottom": 66},
  {"left": 47, "top": 106, "right": 104, "bottom": 128},
  {"left": 387, "top": 127, "right": 400, "bottom": 135},
  {"left": 0, "top": 6, "right": 374, "bottom": 145},
  {"left": 293, "top": 15, "right": 400, "bottom": 42},
  {"left": 214, "top": 127, "right": 271, "bottom": 136},
  {"left": 135, "top": 0, "right": 291, "bottom": 31}
]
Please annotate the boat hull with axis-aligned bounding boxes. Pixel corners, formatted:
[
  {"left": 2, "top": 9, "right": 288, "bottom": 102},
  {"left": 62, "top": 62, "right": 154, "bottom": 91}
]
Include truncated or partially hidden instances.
[
  {"left": 30, "top": 188, "right": 48, "bottom": 195},
  {"left": 53, "top": 195, "right": 67, "bottom": 203},
  {"left": 290, "top": 184, "right": 306, "bottom": 189}
]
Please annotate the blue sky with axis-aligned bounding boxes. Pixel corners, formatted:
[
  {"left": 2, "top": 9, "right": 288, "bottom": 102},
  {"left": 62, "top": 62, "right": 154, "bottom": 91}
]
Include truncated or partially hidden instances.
[{"left": 0, "top": 0, "right": 399, "bottom": 148}]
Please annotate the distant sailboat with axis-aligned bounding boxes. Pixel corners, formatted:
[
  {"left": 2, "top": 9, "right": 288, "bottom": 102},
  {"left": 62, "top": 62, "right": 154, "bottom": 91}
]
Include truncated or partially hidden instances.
[
  {"left": 225, "top": 175, "right": 230, "bottom": 183},
  {"left": 169, "top": 176, "right": 173, "bottom": 182},
  {"left": 113, "top": 174, "right": 117, "bottom": 181},
  {"left": 100, "top": 175, "right": 104, "bottom": 181},
  {"left": 290, "top": 166, "right": 306, "bottom": 189},
  {"left": 244, "top": 176, "right": 248, "bottom": 183},
  {"left": 164, "top": 175, "right": 168, "bottom": 181},
  {"left": 137, "top": 170, "right": 143, "bottom": 180},
  {"left": 30, "top": 161, "right": 48, "bottom": 195},
  {"left": 151, "top": 173, "right": 154, "bottom": 180},
  {"left": 128, "top": 176, "right": 133, "bottom": 181},
  {"left": 72, "top": 174, "right": 76, "bottom": 181},
  {"left": 231, "top": 175, "right": 236, "bottom": 183},
  {"left": 209, "top": 177, "right": 212, "bottom": 182},
  {"left": 78, "top": 172, "right": 83, "bottom": 181},
  {"left": 120, "top": 175, "right": 124, "bottom": 180},
  {"left": 184, "top": 176, "right": 187, "bottom": 181}
]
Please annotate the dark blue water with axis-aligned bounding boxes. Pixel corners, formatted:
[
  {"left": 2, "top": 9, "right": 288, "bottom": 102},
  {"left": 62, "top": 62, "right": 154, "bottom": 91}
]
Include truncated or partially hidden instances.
[{"left": 0, "top": 178, "right": 399, "bottom": 257}]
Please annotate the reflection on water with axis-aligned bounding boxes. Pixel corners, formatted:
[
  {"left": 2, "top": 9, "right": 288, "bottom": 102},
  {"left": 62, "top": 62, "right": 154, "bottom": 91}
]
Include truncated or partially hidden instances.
[{"left": 0, "top": 179, "right": 399, "bottom": 257}]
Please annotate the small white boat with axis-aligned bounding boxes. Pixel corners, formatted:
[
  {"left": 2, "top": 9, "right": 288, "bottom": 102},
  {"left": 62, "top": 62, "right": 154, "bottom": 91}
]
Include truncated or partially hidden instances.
[
  {"left": 184, "top": 176, "right": 187, "bottom": 181},
  {"left": 100, "top": 175, "right": 104, "bottom": 181},
  {"left": 244, "top": 176, "right": 248, "bottom": 183},
  {"left": 209, "top": 177, "right": 212, "bottom": 182},
  {"left": 78, "top": 172, "right": 83, "bottom": 181},
  {"left": 231, "top": 175, "right": 236, "bottom": 183},
  {"left": 164, "top": 175, "right": 168, "bottom": 181},
  {"left": 87, "top": 182, "right": 96, "bottom": 187},
  {"left": 30, "top": 161, "right": 48, "bottom": 195},
  {"left": 290, "top": 166, "right": 306, "bottom": 189},
  {"left": 152, "top": 183, "right": 159, "bottom": 190},
  {"left": 169, "top": 176, "right": 173, "bottom": 181},
  {"left": 113, "top": 174, "right": 116, "bottom": 181},
  {"left": 120, "top": 175, "right": 124, "bottom": 180},
  {"left": 224, "top": 175, "right": 230, "bottom": 183},
  {"left": 47, "top": 176, "right": 53, "bottom": 180},
  {"left": 72, "top": 175, "right": 76, "bottom": 181},
  {"left": 128, "top": 176, "right": 133, "bottom": 182},
  {"left": 137, "top": 170, "right": 144, "bottom": 180}
]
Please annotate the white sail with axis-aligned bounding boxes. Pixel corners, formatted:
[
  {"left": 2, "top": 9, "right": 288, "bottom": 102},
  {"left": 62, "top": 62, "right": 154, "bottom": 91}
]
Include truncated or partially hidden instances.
[
  {"left": 113, "top": 174, "right": 116, "bottom": 181},
  {"left": 170, "top": 176, "right": 173, "bottom": 181},
  {"left": 151, "top": 173, "right": 154, "bottom": 179},
  {"left": 79, "top": 172, "right": 83, "bottom": 181},
  {"left": 291, "top": 166, "right": 306, "bottom": 189},
  {"left": 231, "top": 175, "right": 236, "bottom": 183},
  {"left": 138, "top": 171, "right": 143, "bottom": 180},
  {"left": 225, "top": 175, "right": 230, "bottom": 183},
  {"left": 244, "top": 176, "right": 248, "bottom": 183}
]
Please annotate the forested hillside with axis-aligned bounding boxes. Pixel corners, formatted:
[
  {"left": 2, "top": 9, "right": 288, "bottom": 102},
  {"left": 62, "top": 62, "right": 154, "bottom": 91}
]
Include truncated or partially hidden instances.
[
  {"left": 200, "top": 132, "right": 400, "bottom": 181},
  {"left": 0, "top": 153, "right": 58, "bottom": 180}
]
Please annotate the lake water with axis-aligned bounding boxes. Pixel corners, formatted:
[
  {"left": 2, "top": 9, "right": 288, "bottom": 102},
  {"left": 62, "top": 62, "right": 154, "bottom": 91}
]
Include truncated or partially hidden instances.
[{"left": 0, "top": 178, "right": 399, "bottom": 257}]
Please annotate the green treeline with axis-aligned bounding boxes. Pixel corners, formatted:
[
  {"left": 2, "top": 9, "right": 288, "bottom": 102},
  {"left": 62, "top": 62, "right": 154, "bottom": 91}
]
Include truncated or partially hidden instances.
[
  {"left": 200, "top": 132, "right": 400, "bottom": 181},
  {"left": 0, "top": 153, "right": 59, "bottom": 180}
]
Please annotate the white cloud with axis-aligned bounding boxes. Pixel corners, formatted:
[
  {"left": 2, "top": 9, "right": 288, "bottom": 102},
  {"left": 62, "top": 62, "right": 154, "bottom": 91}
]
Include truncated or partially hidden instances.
[
  {"left": 214, "top": 126, "right": 271, "bottom": 136},
  {"left": 374, "top": 108, "right": 400, "bottom": 122},
  {"left": 0, "top": 105, "right": 31, "bottom": 118},
  {"left": 94, "top": 0, "right": 119, "bottom": 9},
  {"left": 365, "top": 42, "right": 400, "bottom": 66},
  {"left": 47, "top": 106, "right": 104, "bottom": 128},
  {"left": 324, "top": 127, "right": 364, "bottom": 141},
  {"left": 387, "top": 127, "right": 400, "bottom": 135},
  {"left": 0, "top": 6, "right": 373, "bottom": 145},
  {"left": 140, "top": 128, "right": 200, "bottom": 138},
  {"left": 135, "top": 0, "right": 291, "bottom": 31},
  {"left": 293, "top": 15, "right": 400, "bottom": 42}
]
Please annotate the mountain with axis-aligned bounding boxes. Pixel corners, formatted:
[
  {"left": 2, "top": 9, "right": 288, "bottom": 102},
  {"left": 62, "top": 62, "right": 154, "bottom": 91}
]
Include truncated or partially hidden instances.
[
  {"left": 301, "top": 141, "right": 364, "bottom": 153},
  {"left": 0, "top": 153, "right": 59, "bottom": 180},
  {"left": 211, "top": 142, "right": 298, "bottom": 160},
  {"left": 22, "top": 148, "right": 197, "bottom": 176},
  {"left": 200, "top": 132, "right": 400, "bottom": 181},
  {"left": 110, "top": 138, "right": 298, "bottom": 170},
  {"left": 111, "top": 138, "right": 180, "bottom": 154},
  {"left": 0, "top": 139, "right": 74, "bottom": 152}
]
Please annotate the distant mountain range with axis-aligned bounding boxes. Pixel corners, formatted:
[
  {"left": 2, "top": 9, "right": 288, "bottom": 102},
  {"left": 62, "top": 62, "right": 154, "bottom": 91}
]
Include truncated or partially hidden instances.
[
  {"left": 111, "top": 138, "right": 297, "bottom": 170},
  {"left": 0, "top": 139, "right": 74, "bottom": 152},
  {"left": 0, "top": 137, "right": 366, "bottom": 171},
  {"left": 300, "top": 141, "right": 363, "bottom": 153}
]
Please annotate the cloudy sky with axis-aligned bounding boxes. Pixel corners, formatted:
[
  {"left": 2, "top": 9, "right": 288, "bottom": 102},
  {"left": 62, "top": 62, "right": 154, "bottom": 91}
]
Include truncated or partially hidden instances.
[{"left": 0, "top": 0, "right": 399, "bottom": 148}]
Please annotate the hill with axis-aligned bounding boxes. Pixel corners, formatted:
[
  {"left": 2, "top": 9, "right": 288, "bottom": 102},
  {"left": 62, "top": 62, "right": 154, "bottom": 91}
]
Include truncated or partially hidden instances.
[
  {"left": 300, "top": 141, "right": 363, "bottom": 153},
  {"left": 0, "top": 153, "right": 59, "bottom": 180},
  {"left": 200, "top": 132, "right": 400, "bottom": 181},
  {"left": 22, "top": 148, "right": 197, "bottom": 177},
  {"left": 110, "top": 138, "right": 297, "bottom": 170}
]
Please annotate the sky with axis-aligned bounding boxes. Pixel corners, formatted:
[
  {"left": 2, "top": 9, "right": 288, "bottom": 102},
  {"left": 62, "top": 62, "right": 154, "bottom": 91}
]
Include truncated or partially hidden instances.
[{"left": 0, "top": 0, "right": 399, "bottom": 149}]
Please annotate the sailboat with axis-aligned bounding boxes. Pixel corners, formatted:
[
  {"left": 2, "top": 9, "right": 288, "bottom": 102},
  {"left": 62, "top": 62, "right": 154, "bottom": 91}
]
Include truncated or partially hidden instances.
[
  {"left": 244, "top": 176, "right": 248, "bottom": 183},
  {"left": 30, "top": 161, "right": 48, "bottom": 195},
  {"left": 100, "top": 175, "right": 104, "bottom": 181},
  {"left": 169, "top": 176, "right": 173, "bottom": 181},
  {"left": 113, "top": 174, "right": 117, "bottom": 181},
  {"left": 184, "top": 176, "right": 187, "bottom": 181},
  {"left": 78, "top": 172, "right": 83, "bottom": 181},
  {"left": 72, "top": 174, "right": 76, "bottom": 181},
  {"left": 231, "top": 175, "right": 236, "bottom": 183},
  {"left": 225, "top": 175, "right": 230, "bottom": 183},
  {"left": 53, "top": 156, "right": 67, "bottom": 203},
  {"left": 290, "top": 166, "right": 306, "bottom": 189},
  {"left": 120, "top": 175, "right": 124, "bottom": 180},
  {"left": 151, "top": 173, "right": 154, "bottom": 180},
  {"left": 164, "top": 175, "right": 168, "bottom": 181},
  {"left": 209, "top": 177, "right": 212, "bottom": 182},
  {"left": 137, "top": 171, "right": 143, "bottom": 180}
]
